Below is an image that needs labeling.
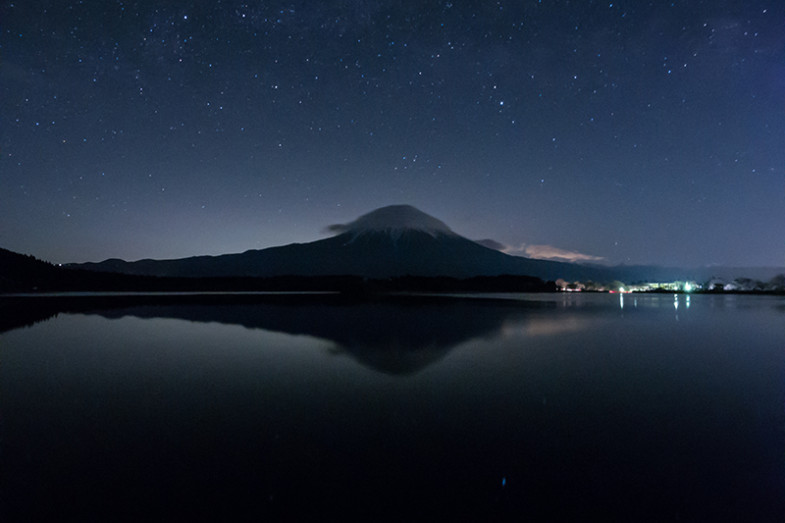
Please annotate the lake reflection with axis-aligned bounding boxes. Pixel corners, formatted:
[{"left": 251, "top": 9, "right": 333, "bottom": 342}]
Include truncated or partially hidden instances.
[{"left": 0, "top": 293, "right": 784, "bottom": 520}]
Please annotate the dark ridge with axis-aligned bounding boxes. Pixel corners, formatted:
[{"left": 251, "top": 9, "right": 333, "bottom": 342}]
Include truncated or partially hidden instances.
[{"left": 2, "top": 245, "right": 555, "bottom": 294}]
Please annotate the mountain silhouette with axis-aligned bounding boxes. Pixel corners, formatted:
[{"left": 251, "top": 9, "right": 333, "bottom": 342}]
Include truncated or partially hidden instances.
[
  {"left": 72, "top": 205, "right": 615, "bottom": 281},
  {"left": 7, "top": 206, "right": 782, "bottom": 287}
]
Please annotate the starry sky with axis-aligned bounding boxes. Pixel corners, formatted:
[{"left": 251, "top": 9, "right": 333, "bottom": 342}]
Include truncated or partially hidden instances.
[{"left": 2, "top": 0, "right": 784, "bottom": 267}]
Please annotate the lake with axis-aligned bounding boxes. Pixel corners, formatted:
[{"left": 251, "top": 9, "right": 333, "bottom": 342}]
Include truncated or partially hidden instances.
[{"left": 0, "top": 293, "right": 783, "bottom": 520}]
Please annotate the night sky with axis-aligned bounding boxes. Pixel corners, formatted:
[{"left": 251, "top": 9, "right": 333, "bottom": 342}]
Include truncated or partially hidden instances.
[{"left": 2, "top": 1, "right": 784, "bottom": 267}]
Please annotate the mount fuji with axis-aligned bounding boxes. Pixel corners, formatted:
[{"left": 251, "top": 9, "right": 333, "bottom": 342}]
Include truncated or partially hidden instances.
[{"left": 72, "top": 205, "right": 619, "bottom": 282}]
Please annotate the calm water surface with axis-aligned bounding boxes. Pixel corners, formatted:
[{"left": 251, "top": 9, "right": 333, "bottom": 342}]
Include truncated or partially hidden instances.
[{"left": 0, "top": 293, "right": 783, "bottom": 520}]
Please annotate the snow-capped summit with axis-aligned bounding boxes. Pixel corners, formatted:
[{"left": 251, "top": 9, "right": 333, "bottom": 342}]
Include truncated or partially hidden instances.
[{"left": 327, "top": 205, "right": 456, "bottom": 239}]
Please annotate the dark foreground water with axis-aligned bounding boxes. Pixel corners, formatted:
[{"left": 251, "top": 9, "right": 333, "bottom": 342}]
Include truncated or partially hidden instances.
[{"left": 0, "top": 293, "right": 783, "bottom": 521}]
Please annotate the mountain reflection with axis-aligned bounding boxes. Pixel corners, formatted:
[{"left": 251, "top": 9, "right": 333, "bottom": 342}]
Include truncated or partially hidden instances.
[
  {"left": 93, "top": 296, "right": 552, "bottom": 374},
  {"left": 0, "top": 294, "right": 560, "bottom": 374}
]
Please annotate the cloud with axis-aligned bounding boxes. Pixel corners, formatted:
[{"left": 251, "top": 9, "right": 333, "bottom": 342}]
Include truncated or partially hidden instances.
[
  {"left": 479, "top": 239, "right": 605, "bottom": 264},
  {"left": 521, "top": 244, "right": 605, "bottom": 263},
  {"left": 324, "top": 223, "right": 349, "bottom": 234},
  {"left": 474, "top": 238, "right": 507, "bottom": 251}
]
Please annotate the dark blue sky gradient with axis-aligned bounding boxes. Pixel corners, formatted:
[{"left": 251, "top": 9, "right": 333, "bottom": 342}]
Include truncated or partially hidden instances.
[{"left": 2, "top": 1, "right": 784, "bottom": 267}]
